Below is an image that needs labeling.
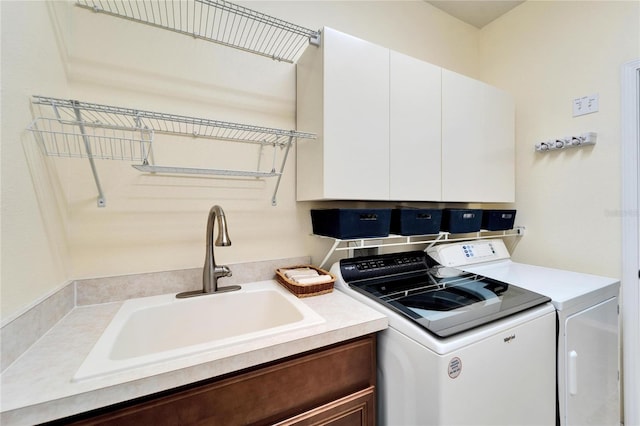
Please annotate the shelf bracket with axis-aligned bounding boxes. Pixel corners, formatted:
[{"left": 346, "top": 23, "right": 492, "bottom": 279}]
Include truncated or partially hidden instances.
[
  {"left": 271, "top": 135, "right": 294, "bottom": 206},
  {"left": 72, "top": 102, "right": 106, "bottom": 207},
  {"left": 318, "top": 238, "right": 342, "bottom": 270},
  {"left": 309, "top": 31, "right": 321, "bottom": 47},
  {"left": 426, "top": 232, "right": 447, "bottom": 250}
]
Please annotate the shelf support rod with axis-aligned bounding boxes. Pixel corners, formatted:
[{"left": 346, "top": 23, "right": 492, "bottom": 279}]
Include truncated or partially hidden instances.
[
  {"left": 73, "top": 102, "right": 106, "bottom": 207},
  {"left": 318, "top": 238, "right": 342, "bottom": 270},
  {"left": 270, "top": 135, "right": 293, "bottom": 206},
  {"left": 256, "top": 143, "right": 265, "bottom": 174},
  {"left": 426, "top": 232, "right": 447, "bottom": 250}
]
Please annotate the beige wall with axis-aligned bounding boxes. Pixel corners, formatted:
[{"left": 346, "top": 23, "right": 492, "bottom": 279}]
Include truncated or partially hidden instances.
[
  {"left": 1, "top": 0, "right": 478, "bottom": 323},
  {"left": 1, "top": 1, "right": 71, "bottom": 324},
  {"left": 3, "top": 0, "right": 637, "bottom": 324},
  {"left": 479, "top": 0, "right": 640, "bottom": 276}
]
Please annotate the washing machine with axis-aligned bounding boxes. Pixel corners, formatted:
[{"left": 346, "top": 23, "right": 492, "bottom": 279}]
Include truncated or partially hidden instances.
[
  {"left": 428, "top": 239, "right": 620, "bottom": 426},
  {"left": 331, "top": 251, "right": 556, "bottom": 425}
]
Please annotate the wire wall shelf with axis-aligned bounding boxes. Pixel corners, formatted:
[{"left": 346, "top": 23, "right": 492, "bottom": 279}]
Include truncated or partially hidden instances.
[
  {"left": 30, "top": 96, "right": 315, "bottom": 145},
  {"left": 315, "top": 228, "right": 525, "bottom": 269},
  {"left": 75, "top": 0, "right": 321, "bottom": 63},
  {"left": 29, "top": 117, "right": 154, "bottom": 162},
  {"left": 28, "top": 95, "right": 316, "bottom": 207}
]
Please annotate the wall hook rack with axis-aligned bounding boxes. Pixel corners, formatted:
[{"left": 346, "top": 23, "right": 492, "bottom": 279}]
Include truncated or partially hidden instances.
[
  {"left": 27, "top": 95, "right": 316, "bottom": 207},
  {"left": 535, "top": 132, "right": 597, "bottom": 152}
]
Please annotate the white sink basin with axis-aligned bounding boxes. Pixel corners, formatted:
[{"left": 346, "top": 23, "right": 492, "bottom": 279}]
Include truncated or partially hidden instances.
[{"left": 74, "top": 281, "right": 325, "bottom": 381}]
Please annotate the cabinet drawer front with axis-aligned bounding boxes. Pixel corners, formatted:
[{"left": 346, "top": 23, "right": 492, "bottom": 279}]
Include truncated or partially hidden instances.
[{"left": 275, "top": 386, "right": 375, "bottom": 426}]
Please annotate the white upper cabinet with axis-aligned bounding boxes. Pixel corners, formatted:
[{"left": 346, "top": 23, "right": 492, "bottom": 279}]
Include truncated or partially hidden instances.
[
  {"left": 389, "top": 51, "right": 442, "bottom": 201},
  {"left": 296, "top": 28, "right": 515, "bottom": 203},
  {"left": 296, "top": 27, "right": 390, "bottom": 201},
  {"left": 441, "top": 69, "right": 515, "bottom": 202}
]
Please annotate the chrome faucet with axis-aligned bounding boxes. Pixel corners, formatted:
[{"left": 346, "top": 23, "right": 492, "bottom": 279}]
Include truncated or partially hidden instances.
[{"left": 177, "top": 205, "right": 240, "bottom": 298}]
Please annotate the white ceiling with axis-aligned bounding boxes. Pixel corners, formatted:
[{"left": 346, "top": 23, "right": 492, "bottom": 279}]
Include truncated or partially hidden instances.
[{"left": 426, "top": 1, "right": 525, "bottom": 28}]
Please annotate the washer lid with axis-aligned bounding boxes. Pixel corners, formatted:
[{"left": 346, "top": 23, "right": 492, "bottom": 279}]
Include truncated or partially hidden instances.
[
  {"left": 463, "top": 261, "right": 619, "bottom": 311},
  {"left": 352, "top": 271, "right": 549, "bottom": 337},
  {"left": 340, "top": 252, "right": 550, "bottom": 338}
]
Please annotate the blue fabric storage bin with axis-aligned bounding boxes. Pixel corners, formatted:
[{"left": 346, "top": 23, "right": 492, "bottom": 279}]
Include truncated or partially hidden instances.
[
  {"left": 391, "top": 208, "right": 442, "bottom": 236},
  {"left": 440, "top": 209, "right": 483, "bottom": 233},
  {"left": 482, "top": 209, "right": 516, "bottom": 230},
  {"left": 310, "top": 209, "right": 392, "bottom": 239}
]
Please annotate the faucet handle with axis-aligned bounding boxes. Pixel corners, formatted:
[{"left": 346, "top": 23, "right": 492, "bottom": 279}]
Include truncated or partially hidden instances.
[{"left": 215, "top": 265, "right": 232, "bottom": 278}]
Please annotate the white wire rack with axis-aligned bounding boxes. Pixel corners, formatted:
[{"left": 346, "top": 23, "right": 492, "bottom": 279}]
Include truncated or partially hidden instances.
[
  {"left": 30, "top": 96, "right": 314, "bottom": 145},
  {"left": 29, "top": 117, "right": 154, "bottom": 161},
  {"left": 28, "top": 95, "right": 316, "bottom": 206},
  {"left": 75, "top": 0, "right": 321, "bottom": 63},
  {"left": 315, "top": 228, "right": 526, "bottom": 269}
]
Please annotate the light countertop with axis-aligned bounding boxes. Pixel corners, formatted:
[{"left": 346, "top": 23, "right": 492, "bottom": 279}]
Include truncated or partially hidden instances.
[{"left": 0, "top": 280, "right": 387, "bottom": 425}]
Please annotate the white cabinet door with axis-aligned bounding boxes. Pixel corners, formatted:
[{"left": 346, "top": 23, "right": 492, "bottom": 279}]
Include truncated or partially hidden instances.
[
  {"left": 389, "top": 51, "right": 442, "bottom": 201},
  {"left": 296, "top": 27, "right": 390, "bottom": 201},
  {"left": 441, "top": 69, "right": 515, "bottom": 202},
  {"left": 564, "top": 297, "right": 619, "bottom": 426}
]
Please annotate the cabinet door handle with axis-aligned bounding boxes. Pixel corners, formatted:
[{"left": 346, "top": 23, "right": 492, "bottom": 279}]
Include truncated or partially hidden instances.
[{"left": 569, "top": 350, "right": 578, "bottom": 395}]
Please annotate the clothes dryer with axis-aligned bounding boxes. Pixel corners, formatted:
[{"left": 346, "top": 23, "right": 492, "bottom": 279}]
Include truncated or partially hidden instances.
[{"left": 428, "top": 239, "right": 620, "bottom": 426}]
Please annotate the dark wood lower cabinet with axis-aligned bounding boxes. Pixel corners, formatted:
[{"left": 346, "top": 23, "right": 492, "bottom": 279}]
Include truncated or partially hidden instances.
[{"left": 62, "top": 335, "right": 376, "bottom": 426}]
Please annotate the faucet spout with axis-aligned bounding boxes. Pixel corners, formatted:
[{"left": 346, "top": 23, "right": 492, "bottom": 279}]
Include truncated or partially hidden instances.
[
  {"left": 177, "top": 205, "right": 240, "bottom": 298},
  {"left": 203, "top": 205, "right": 232, "bottom": 293}
]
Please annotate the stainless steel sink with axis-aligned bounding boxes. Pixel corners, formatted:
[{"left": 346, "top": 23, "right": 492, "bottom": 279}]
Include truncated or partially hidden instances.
[{"left": 74, "top": 281, "right": 325, "bottom": 381}]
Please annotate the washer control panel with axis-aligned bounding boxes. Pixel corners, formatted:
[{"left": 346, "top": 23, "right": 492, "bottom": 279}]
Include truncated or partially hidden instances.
[
  {"left": 427, "top": 239, "right": 510, "bottom": 267},
  {"left": 339, "top": 251, "right": 428, "bottom": 282}
]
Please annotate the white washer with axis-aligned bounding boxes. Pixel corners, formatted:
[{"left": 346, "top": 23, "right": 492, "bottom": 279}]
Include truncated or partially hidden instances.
[
  {"left": 428, "top": 239, "right": 620, "bottom": 426},
  {"left": 331, "top": 252, "right": 556, "bottom": 425}
]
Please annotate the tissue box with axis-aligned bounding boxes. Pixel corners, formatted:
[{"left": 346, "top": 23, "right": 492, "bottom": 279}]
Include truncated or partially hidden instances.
[
  {"left": 482, "top": 209, "right": 517, "bottom": 231},
  {"left": 440, "top": 209, "right": 483, "bottom": 233},
  {"left": 391, "top": 208, "right": 442, "bottom": 236},
  {"left": 310, "top": 209, "right": 391, "bottom": 239}
]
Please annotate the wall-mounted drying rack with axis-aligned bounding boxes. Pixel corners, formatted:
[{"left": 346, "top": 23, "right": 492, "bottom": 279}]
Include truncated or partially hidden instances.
[
  {"left": 315, "top": 228, "right": 525, "bottom": 269},
  {"left": 75, "top": 0, "right": 321, "bottom": 63},
  {"left": 27, "top": 95, "right": 316, "bottom": 207},
  {"left": 535, "top": 132, "right": 597, "bottom": 152}
]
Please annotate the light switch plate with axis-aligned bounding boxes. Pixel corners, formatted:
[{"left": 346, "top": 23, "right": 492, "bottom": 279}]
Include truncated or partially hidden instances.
[{"left": 573, "top": 94, "right": 599, "bottom": 117}]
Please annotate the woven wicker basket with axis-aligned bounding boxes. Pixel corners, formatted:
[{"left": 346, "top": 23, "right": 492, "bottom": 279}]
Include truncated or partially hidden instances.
[{"left": 275, "top": 265, "right": 335, "bottom": 298}]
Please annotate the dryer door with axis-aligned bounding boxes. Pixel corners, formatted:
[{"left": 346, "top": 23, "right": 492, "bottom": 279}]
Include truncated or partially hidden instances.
[{"left": 565, "top": 297, "right": 619, "bottom": 426}]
